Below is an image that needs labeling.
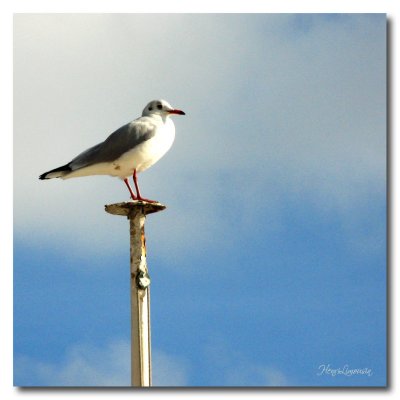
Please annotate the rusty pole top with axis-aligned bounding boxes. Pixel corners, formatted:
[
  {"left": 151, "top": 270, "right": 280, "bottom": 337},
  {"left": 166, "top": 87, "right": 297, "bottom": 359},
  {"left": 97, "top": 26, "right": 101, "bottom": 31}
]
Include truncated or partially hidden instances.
[{"left": 105, "top": 200, "right": 166, "bottom": 218}]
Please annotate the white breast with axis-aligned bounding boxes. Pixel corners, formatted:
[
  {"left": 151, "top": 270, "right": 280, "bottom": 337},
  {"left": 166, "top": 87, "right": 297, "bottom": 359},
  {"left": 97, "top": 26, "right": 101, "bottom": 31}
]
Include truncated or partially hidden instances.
[{"left": 112, "top": 117, "right": 176, "bottom": 177}]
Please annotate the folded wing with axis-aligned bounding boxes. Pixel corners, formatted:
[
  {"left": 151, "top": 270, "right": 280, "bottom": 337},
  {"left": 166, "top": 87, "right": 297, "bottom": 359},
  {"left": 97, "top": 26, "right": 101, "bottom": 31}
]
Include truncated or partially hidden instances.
[{"left": 69, "top": 118, "right": 157, "bottom": 170}]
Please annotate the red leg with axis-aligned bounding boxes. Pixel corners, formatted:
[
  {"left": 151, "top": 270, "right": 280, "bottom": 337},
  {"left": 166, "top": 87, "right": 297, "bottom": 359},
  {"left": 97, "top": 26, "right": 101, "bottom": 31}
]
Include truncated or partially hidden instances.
[
  {"left": 124, "top": 178, "right": 137, "bottom": 200},
  {"left": 132, "top": 170, "right": 157, "bottom": 203}
]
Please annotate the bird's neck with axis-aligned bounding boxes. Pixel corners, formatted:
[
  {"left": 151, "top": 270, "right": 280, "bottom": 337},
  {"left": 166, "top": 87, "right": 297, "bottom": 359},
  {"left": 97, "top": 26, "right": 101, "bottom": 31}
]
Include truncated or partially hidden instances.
[{"left": 150, "top": 114, "right": 169, "bottom": 124}]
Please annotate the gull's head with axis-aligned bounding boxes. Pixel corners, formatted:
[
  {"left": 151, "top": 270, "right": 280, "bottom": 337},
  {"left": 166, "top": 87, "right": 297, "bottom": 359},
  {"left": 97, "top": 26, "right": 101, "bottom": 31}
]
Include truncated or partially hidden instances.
[{"left": 142, "top": 99, "right": 185, "bottom": 118}]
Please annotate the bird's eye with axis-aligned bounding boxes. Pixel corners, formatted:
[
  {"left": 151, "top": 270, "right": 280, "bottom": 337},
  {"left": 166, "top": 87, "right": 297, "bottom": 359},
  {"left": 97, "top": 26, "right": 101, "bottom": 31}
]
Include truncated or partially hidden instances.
[
  {"left": 148, "top": 106, "right": 153, "bottom": 111},
  {"left": 157, "top": 104, "right": 162, "bottom": 110}
]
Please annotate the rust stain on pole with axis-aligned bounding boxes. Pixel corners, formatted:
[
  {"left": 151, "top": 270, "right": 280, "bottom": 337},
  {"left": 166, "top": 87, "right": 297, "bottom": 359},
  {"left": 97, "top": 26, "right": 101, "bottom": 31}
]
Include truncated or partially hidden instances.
[{"left": 105, "top": 200, "right": 166, "bottom": 387}]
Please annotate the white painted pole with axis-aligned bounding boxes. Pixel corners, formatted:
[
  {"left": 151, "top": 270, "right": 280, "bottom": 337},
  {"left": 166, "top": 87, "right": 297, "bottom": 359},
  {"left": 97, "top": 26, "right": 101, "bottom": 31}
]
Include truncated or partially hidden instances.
[{"left": 105, "top": 201, "right": 166, "bottom": 387}]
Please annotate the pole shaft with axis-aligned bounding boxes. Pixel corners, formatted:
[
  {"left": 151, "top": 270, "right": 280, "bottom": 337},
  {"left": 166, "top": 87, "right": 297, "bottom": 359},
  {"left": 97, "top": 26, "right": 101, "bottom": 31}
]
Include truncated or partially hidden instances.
[
  {"left": 129, "top": 210, "right": 152, "bottom": 387},
  {"left": 105, "top": 201, "right": 165, "bottom": 388}
]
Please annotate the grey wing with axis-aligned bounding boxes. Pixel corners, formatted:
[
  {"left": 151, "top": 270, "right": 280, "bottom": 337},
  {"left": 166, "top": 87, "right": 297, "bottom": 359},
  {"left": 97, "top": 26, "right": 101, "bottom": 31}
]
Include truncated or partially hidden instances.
[{"left": 69, "top": 119, "right": 157, "bottom": 170}]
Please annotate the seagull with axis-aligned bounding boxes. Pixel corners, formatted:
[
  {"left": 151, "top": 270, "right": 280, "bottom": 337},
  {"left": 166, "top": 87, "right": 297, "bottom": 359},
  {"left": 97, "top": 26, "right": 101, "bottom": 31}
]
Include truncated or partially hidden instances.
[{"left": 39, "top": 99, "right": 185, "bottom": 202}]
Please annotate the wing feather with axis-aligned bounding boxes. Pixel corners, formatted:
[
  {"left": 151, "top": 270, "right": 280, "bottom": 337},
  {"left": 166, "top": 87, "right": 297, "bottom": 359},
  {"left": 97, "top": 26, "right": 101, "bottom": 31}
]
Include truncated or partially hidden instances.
[{"left": 69, "top": 118, "right": 157, "bottom": 170}]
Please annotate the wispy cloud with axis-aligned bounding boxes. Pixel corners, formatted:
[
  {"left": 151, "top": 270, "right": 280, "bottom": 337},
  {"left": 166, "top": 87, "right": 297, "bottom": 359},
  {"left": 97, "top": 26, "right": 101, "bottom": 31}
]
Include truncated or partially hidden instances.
[
  {"left": 15, "top": 336, "right": 289, "bottom": 387},
  {"left": 15, "top": 339, "right": 130, "bottom": 386},
  {"left": 14, "top": 339, "right": 190, "bottom": 387},
  {"left": 203, "top": 335, "right": 291, "bottom": 386},
  {"left": 224, "top": 365, "right": 290, "bottom": 387},
  {"left": 152, "top": 349, "right": 190, "bottom": 387}
]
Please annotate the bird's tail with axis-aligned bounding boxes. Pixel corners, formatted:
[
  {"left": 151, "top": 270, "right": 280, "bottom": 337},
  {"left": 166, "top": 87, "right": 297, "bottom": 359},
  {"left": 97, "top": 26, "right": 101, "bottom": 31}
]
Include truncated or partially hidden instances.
[{"left": 39, "top": 164, "right": 72, "bottom": 180}]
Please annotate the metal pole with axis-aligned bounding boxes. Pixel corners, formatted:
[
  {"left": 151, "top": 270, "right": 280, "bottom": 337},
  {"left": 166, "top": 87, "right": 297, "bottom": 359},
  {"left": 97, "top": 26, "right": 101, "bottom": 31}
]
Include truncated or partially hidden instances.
[{"left": 105, "top": 201, "right": 166, "bottom": 387}]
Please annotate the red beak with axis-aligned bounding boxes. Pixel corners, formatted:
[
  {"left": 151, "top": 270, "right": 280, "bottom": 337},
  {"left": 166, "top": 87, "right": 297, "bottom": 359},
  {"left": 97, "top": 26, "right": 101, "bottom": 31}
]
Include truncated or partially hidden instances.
[{"left": 168, "top": 109, "right": 185, "bottom": 115}]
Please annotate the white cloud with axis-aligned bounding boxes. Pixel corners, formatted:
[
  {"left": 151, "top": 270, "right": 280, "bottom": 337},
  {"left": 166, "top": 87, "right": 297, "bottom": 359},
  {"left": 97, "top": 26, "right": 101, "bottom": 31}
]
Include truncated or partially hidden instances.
[
  {"left": 152, "top": 349, "right": 190, "bottom": 387},
  {"left": 224, "top": 365, "right": 290, "bottom": 387},
  {"left": 14, "top": 339, "right": 189, "bottom": 387},
  {"left": 13, "top": 14, "right": 386, "bottom": 265},
  {"left": 203, "top": 334, "right": 290, "bottom": 386},
  {"left": 262, "top": 366, "right": 290, "bottom": 386},
  {"left": 15, "top": 339, "right": 130, "bottom": 386},
  {"left": 15, "top": 335, "right": 291, "bottom": 387}
]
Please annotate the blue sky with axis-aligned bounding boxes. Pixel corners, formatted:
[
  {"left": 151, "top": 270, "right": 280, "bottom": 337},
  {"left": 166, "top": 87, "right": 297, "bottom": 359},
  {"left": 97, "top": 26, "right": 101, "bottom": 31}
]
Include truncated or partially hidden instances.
[{"left": 13, "top": 13, "right": 386, "bottom": 387}]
